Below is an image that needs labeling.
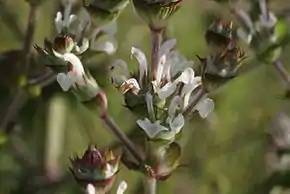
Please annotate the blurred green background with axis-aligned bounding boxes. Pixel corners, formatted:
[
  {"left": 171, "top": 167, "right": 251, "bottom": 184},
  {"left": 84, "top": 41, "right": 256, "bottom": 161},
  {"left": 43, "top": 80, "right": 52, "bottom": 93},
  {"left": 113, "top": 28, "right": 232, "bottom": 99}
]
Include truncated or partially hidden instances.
[{"left": 1, "top": 0, "right": 290, "bottom": 194}]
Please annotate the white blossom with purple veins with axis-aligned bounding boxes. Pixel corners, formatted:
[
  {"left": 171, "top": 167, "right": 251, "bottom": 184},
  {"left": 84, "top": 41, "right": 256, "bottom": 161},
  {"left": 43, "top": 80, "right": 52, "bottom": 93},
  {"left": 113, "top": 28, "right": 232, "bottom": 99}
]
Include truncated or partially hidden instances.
[{"left": 54, "top": 2, "right": 118, "bottom": 55}]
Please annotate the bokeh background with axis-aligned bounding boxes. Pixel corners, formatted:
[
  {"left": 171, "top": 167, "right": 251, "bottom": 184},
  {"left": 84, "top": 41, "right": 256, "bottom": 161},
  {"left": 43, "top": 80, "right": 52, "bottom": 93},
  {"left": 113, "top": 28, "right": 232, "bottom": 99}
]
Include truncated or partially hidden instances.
[{"left": 1, "top": 0, "right": 290, "bottom": 193}]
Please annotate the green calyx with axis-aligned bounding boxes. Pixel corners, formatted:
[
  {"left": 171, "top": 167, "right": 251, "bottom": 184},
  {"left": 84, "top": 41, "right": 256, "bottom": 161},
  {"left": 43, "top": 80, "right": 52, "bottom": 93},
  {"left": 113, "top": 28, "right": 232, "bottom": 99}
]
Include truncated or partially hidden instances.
[{"left": 132, "top": 0, "right": 182, "bottom": 29}]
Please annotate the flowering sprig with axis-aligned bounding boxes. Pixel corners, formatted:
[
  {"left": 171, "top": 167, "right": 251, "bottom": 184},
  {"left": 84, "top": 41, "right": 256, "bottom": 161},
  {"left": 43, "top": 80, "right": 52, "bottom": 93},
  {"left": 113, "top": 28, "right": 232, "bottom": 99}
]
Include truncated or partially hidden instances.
[{"left": 110, "top": 39, "right": 214, "bottom": 141}]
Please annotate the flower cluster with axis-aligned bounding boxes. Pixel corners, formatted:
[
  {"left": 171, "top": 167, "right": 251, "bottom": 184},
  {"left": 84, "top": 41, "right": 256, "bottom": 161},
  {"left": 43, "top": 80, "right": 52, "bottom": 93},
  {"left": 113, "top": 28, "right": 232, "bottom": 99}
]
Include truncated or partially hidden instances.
[
  {"left": 35, "top": 1, "right": 118, "bottom": 101},
  {"left": 233, "top": 0, "right": 289, "bottom": 63},
  {"left": 110, "top": 39, "right": 214, "bottom": 142}
]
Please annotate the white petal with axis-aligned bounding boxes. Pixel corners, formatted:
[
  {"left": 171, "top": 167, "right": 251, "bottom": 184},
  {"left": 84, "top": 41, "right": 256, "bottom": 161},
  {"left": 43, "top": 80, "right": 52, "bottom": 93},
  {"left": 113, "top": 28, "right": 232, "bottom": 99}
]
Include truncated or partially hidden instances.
[
  {"left": 86, "top": 184, "right": 95, "bottom": 194},
  {"left": 168, "top": 114, "right": 184, "bottom": 134},
  {"left": 75, "top": 10, "right": 91, "bottom": 40},
  {"left": 100, "top": 22, "right": 117, "bottom": 35},
  {"left": 67, "top": 71, "right": 84, "bottom": 86},
  {"left": 137, "top": 118, "right": 169, "bottom": 139},
  {"left": 146, "top": 93, "right": 155, "bottom": 120},
  {"left": 75, "top": 38, "right": 90, "bottom": 54},
  {"left": 103, "top": 162, "right": 119, "bottom": 179},
  {"left": 110, "top": 60, "right": 129, "bottom": 86},
  {"left": 68, "top": 14, "right": 77, "bottom": 26},
  {"left": 119, "top": 78, "right": 140, "bottom": 94},
  {"left": 57, "top": 73, "right": 73, "bottom": 91},
  {"left": 237, "top": 28, "right": 252, "bottom": 44},
  {"left": 168, "top": 95, "right": 183, "bottom": 117},
  {"left": 52, "top": 49, "right": 64, "bottom": 59},
  {"left": 174, "top": 67, "right": 195, "bottom": 85},
  {"left": 195, "top": 98, "right": 214, "bottom": 118},
  {"left": 63, "top": 53, "right": 85, "bottom": 77},
  {"left": 131, "top": 47, "right": 148, "bottom": 84},
  {"left": 159, "top": 39, "right": 177, "bottom": 58},
  {"left": 235, "top": 9, "right": 255, "bottom": 33},
  {"left": 63, "top": 2, "right": 72, "bottom": 27},
  {"left": 155, "top": 55, "right": 166, "bottom": 85},
  {"left": 181, "top": 77, "right": 202, "bottom": 108},
  {"left": 117, "top": 181, "right": 128, "bottom": 194},
  {"left": 259, "top": 12, "right": 277, "bottom": 28},
  {"left": 156, "top": 82, "right": 177, "bottom": 100},
  {"left": 167, "top": 51, "right": 190, "bottom": 77},
  {"left": 55, "top": 12, "right": 63, "bottom": 33},
  {"left": 91, "top": 35, "right": 117, "bottom": 55}
]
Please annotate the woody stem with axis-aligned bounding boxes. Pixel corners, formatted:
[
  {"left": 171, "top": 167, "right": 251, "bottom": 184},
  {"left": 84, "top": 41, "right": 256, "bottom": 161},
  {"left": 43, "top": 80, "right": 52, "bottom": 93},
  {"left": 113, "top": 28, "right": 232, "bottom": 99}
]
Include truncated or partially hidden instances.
[{"left": 95, "top": 91, "right": 145, "bottom": 166}]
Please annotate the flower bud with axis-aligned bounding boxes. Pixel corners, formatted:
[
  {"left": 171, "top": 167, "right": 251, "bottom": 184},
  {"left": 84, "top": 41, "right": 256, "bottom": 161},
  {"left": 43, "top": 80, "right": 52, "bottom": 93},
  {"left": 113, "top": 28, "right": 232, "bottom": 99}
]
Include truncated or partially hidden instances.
[
  {"left": 53, "top": 35, "right": 75, "bottom": 54},
  {"left": 70, "top": 146, "right": 120, "bottom": 193},
  {"left": 83, "top": 0, "right": 130, "bottom": 24},
  {"left": 205, "top": 17, "right": 233, "bottom": 52},
  {"left": 132, "top": 0, "right": 183, "bottom": 30},
  {"left": 201, "top": 18, "right": 246, "bottom": 89}
]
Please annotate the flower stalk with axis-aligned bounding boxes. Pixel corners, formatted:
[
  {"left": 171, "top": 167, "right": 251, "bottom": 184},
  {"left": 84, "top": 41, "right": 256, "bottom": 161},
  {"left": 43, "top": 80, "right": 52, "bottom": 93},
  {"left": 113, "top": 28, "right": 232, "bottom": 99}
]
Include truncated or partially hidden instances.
[
  {"left": 143, "top": 176, "right": 157, "bottom": 194},
  {"left": 94, "top": 92, "right": 145, "bottom": 166},
  {"left": 150, "top": 28, "right": 163, "bottom": 83}
]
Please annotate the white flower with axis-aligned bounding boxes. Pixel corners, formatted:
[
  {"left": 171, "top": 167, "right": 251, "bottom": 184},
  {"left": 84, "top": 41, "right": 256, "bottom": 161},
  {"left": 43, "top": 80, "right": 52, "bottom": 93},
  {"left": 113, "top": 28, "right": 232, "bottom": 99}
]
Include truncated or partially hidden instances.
[
  {"left": 103, "top": 162, "right": 120, "bottom": 179},
  {"left": 117, "top": 181, "right": 128, "bottom": 194},
  {"left": 55, "top": 53, "right": 86, "bottom": 91},
  {"left": 86, "top": 180, "right": 127, "bottom": 194},
  {"left": 178, "top": 68, "right": 202, "bottom": 108},
  {"left": 193, "top": 96, "right": 214, "bottom": 118},
  {"left": 119, "top": 78, "right": 141, "bottom": 94},
  {"left": 237, "top": 28, "right": 252, "bottom": 44},
  {"left": 90, "top": 22, "right": 118, "bottom": 55},
  {"left": 86, "top": 184, "right": 95, "bottom": 194},
  {"left": 110, "top": 38, "right": 193, "bottom": 98},
  {"left": 137, "top": 118, "right": 169, "bottom": 139},
  {"left": 54, "top": 3, "right": 77, "bottom": 34},
  {"left": 54, "top": 3, "right": 117, "bottom": 55},
  {"left": 109, "top": 60, "right": 141, "bottom": 94},
  {"left": 151, "top": 40, "right": 197, "bottom": 100},
  {"left": 259, "top": 12, "right": 277, "bottom": 28},
  {"left": 131, "top": 46, "right": 148, "bottom": 85},
  {"left": 137, "top": 96, "right": 185, "bottom": 141}
]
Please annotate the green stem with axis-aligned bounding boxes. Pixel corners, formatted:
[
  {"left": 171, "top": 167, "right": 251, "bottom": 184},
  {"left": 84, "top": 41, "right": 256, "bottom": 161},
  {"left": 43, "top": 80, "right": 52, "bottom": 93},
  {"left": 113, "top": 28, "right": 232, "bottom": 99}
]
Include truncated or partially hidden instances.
[{"left": 143, "top": 176, "right": 157, "bottom": 194}]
